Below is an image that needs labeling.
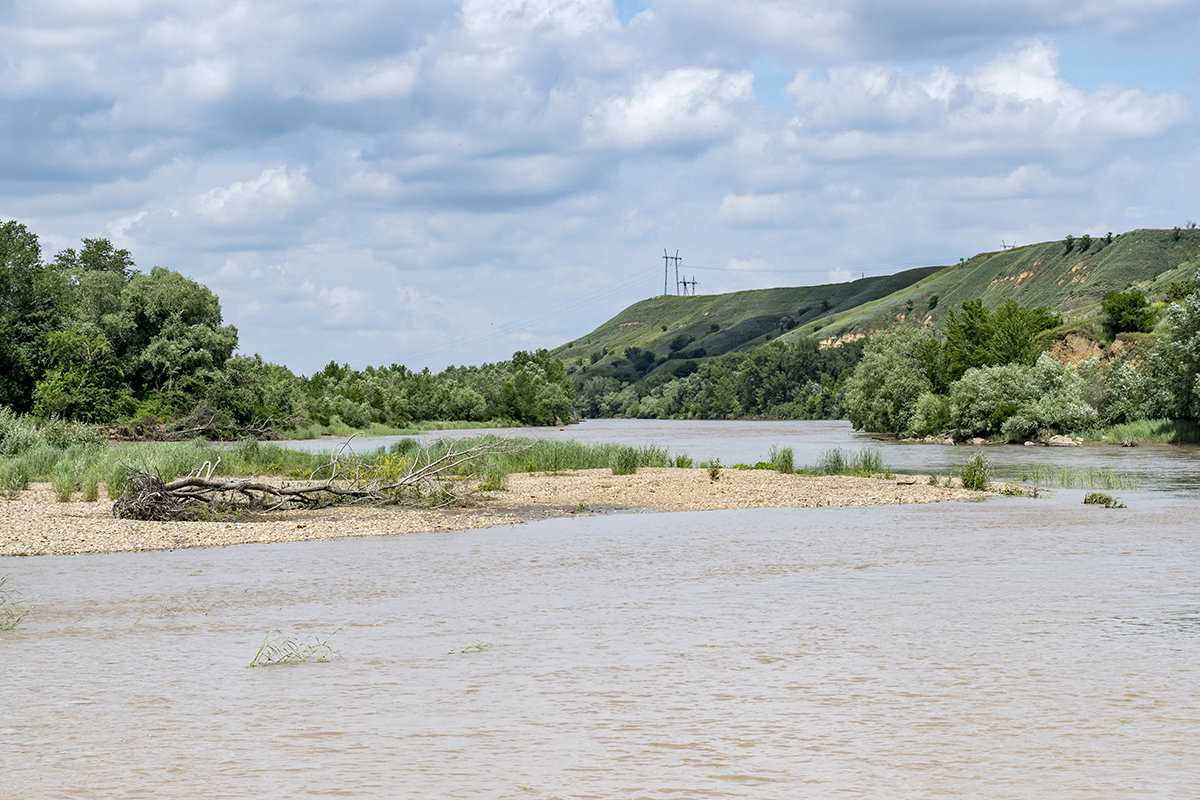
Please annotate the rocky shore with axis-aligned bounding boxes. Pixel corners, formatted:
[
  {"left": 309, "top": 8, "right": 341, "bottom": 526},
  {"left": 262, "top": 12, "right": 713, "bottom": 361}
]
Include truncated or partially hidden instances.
[{"left": 0, "top": 468, "right": 990, "bottom": 557}]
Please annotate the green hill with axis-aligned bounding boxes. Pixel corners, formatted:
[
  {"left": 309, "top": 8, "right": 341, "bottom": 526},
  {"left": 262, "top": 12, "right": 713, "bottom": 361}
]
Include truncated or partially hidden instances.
[
  {"left": 798, "top": 228, "right": 1200, "bottom": 346},
  {"left": 558, "top": 228, "right": 1200, "bottom": 378},
  {"left": 555, "top": 265, "right": 940, "bottom": 378}
]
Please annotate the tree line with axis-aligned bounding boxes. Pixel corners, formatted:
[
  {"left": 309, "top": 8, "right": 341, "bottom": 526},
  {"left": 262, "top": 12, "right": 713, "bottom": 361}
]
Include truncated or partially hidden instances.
[
  {"left": 843, "top": 288, "right": 1200, "bottom": 439},
  {"left": 0, "top": 221, "right": 574, "bottom": 432}
]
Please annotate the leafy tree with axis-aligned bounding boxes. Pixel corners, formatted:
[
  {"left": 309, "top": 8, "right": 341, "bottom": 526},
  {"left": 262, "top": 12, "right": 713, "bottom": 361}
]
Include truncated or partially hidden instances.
[
  {"left": 500, "top": 349, "right": 574, "bottom": 425},
  {"left": 118, "top": 267, "right": 239, "bottom": 393},
  {"left": 843, "top": 325, "right": 936, "bottom": 433},
  {"left": 942, "top": 299, "right": 995, "bottom": 380},
  {"left": 1102, "top": 288, "right": 1156, "bottom": 334},
  {"left": 31, "top": 330, "right": 128, "bottom": 422},
  {"left": 0, "top": 221, "right": 68, "bottom": 410},
  {"left": 1139, "top": 290, "right": 1200, "bottom": 418}
]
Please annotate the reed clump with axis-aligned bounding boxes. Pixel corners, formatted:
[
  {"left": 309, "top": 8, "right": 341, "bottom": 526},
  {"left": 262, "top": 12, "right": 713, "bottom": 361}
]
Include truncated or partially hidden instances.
[
  {"left": 1083, "top": 492, "right": 1126, "bottom": 508},
  {"left": 806, "top": 447, "right": 890, "bottom": 478},
  {"left": 769, "top": 445, "right": 794, "bottom": 474}
]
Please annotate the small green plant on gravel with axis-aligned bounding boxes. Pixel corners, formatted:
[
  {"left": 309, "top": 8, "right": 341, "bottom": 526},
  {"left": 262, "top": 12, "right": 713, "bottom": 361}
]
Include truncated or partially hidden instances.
[
  {"left": 672, "top": 454, "right": 694, "bottom": 468},
  {"left": 960, "top": 452, "right": 992, "bottom": 491},
  {"left": 810, "top": 447, "right": 889, "bottom": 477},
  {"left": 81, "top": 471, "right": 100, "bottom": 502},
  {"left": 707, "top": 458, "right": 722, "bottom": 482},
  {"left": 0, "top": 460, "right": 32, "bottom": 498},
  {"left": 928, "top": 473, "right": 939, "bottom": 486},
  {"left": 1083, "top": 492, "right": 1126, "bottom": 509},
  {"left": 249, "top": 630, "right": 340, "bottom": 667},
  {"left": 960, "top": 452, "right": 992, "bottom": 490},
  {"left": 476, "top": 463, "right": 509, "bottom": 491},
  {"left": 0, "top": 576, "right": 31, "bottom": 630},
  {"left": 610, "top": 446, "right": 639, "bottom": 476},
  {"left": 51, "top": 460, "right": 79, "bottom": 502},
  {"left": 769, "top": 445, "right": 794, "bottom": 474}
]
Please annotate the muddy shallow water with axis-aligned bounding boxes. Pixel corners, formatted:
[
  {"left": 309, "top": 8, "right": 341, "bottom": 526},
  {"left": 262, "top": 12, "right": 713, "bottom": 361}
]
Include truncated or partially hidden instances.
[{"left": 4, "top": 420, "right": 1199, "bottom": 797}]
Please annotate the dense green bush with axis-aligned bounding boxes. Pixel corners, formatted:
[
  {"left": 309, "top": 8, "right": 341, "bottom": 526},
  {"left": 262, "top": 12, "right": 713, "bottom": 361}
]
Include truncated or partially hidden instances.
[
  {"left": 1102, "top": 288, "right": 1156, "bottom": 334},
  {"left": 844, "top": 325, "right": 935, "bottom": 434},
  {"left": 949, "top": 355, "right": 1096, "bottom": 440}
]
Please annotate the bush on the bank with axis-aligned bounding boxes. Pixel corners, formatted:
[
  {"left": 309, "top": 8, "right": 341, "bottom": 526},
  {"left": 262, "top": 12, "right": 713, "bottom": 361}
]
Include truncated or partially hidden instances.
[{"left": 949, "top": 354, "right": 1096, "bottom": 440}]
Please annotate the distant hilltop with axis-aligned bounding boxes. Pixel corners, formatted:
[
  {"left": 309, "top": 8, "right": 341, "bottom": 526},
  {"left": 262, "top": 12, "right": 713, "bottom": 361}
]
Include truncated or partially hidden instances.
[{"left": 555, "top": 227, "right": 1200, "bottom": 381}]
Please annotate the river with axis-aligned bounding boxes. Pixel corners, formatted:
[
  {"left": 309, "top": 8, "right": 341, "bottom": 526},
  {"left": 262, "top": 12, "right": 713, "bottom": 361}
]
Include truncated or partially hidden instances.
[{"left": 2, "top": 420, "right": 1197, "bottom": 798}]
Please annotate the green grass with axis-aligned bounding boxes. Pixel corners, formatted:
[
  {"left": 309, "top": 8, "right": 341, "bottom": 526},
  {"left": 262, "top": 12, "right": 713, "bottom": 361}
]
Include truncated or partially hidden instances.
[
  {"left": 610, "top": 445, "right": 639, "bottom": 475},
  {"left": 249, "top": 630, "right": 339, "bottom": 667},
  {"left": 0, "top": 576, "right": 31, "bottom": 630},
  {"left": 769, "top": 445, "right": 794, "bottom": 474},
  {"left": 1017, "top": 463, "right": 1139, "bottom": 490},
  {"left": 1092, "top": 418, "right": 1200, "bottom": 444},
  {"left": 805, "top": 447, "right": 890, "bottom": 477}
]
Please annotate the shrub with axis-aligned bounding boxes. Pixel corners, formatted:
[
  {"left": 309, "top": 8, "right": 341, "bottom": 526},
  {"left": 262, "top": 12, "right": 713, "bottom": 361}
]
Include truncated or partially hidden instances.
[
  {"left": 0, "top": 460, "right": 32, "bottom": 497},
  {"left": 960, "top": 452, "right": 992, "bottom": 491},
  {"left": 707, "top": 459, "right": 721, "bottom": 481},
  {"left": 911, "top": 391, "right": 950, "bottom": 435},
  {"left": 1102, "top": 288, "right": 1156, "bottom": 334}
]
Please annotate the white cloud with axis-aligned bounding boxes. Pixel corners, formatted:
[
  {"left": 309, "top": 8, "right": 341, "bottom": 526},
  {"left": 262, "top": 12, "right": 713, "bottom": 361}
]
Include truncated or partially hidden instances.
[
  {"left": 588, "top": 68, "right": 756, "bottom": 150},
  {"left": 2, "top": 0, "right": 1197, "bottom": 373}
]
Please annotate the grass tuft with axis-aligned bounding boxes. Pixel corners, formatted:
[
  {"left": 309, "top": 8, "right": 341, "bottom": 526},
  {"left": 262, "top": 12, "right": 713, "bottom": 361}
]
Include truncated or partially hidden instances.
[
  {"left": 610, "top": 445, "right": 639, "bottom": 475},
  {"left": 807, "top": 447, "right": 890, "bottom": 477},
  {"left": 249, "top": 630, "right": 339, "bottom": 667},
  {"left": 0, "top": 576, "right": 31, "bottom": 630},
  {"left": 769, "top": 445, "right": 794, "bottom": 474}
]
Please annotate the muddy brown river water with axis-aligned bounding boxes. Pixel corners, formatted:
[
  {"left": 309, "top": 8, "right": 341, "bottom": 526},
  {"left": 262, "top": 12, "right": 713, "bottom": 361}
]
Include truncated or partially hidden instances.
[{"left": 2, "top": 421, "right": 1198, "bottom": 798}]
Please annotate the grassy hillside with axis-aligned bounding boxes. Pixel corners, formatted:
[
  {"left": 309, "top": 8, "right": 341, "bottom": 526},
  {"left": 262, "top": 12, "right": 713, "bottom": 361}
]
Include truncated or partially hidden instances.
[
  {"left": 554, "top": 265, "right": 940, "bottom": 375},
  {"left": 797, "top": 228, "right": 1200, "bottom": 346},
  {"left": 556, "top": 228, "right": 1200, "bottom": 385}
]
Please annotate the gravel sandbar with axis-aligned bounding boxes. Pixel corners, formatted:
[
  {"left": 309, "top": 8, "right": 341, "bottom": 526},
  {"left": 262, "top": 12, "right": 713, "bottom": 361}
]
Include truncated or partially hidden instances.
[{"left": 0, "top": 468, "right": 989, "bottom": 557}]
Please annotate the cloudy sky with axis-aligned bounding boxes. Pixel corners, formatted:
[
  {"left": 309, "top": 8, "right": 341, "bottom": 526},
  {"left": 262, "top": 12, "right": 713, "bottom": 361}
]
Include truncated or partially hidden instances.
[{"left": 4, "top": 1, "right": 1199, "bottom": 373}]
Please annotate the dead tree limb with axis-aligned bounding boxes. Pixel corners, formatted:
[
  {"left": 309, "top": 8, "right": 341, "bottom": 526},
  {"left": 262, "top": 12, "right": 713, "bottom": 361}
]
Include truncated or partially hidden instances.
[{"left": 112, "top": 438, "right": 521, "bottom": 521}]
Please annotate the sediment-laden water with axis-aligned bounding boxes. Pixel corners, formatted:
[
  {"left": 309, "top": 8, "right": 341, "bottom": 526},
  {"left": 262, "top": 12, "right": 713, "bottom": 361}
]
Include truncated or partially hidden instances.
[{"left": 3, "top": 422, "right": 1198, "bottom": 798}]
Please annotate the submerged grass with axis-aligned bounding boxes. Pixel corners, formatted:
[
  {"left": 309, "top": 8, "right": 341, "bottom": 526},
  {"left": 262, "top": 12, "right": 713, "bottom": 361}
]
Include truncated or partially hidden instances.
[
  {"left": 0, "top": 576, "right": 31, "bottom": 630},
  {"left": 1018, "top": 463, "right": 1140, "bottom": 490},
  {"left": 249, "top": 630, "right": 339, "bottom": 667}
]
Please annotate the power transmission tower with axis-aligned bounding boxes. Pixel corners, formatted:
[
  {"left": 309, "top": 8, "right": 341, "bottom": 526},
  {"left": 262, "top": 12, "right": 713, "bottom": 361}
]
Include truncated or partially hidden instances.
[
  {"left": 684, "top": 276, "right": 698, "bottom": 295},
  {"left": 663, "top": 249, "right": 682, "bottom": 296}
]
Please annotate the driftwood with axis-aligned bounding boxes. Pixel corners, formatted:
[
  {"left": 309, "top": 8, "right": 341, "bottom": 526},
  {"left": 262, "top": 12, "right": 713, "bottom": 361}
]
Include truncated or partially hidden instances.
[{"left": 113, "top": 438, "right": 515, "bottom": 521}]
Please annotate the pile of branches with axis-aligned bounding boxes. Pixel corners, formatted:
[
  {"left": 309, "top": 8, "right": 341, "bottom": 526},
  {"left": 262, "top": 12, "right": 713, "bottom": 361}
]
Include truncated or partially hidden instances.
[{"left": 113, "top": 439, "right": 514, "bottom": 521}]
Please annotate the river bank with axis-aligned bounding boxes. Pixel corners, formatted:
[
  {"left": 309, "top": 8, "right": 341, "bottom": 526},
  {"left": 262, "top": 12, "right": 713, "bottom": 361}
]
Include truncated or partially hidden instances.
[{"left": 0, "top": 468, "right": 988, "bottom": 557}]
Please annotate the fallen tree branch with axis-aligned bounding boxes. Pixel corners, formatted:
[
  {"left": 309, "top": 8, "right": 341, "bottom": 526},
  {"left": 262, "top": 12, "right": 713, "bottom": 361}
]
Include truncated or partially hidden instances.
[{"left": 113, "top": 438, "right": 521, "bottom": 521}]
